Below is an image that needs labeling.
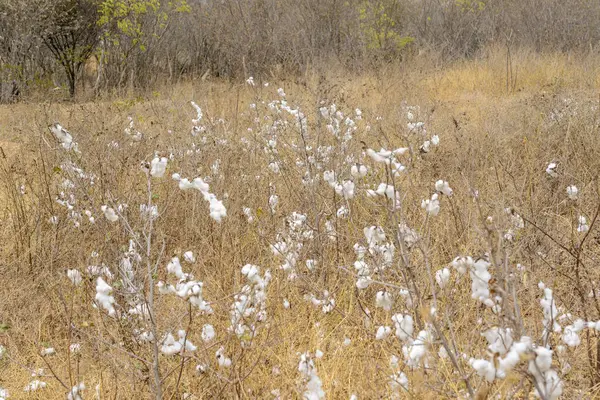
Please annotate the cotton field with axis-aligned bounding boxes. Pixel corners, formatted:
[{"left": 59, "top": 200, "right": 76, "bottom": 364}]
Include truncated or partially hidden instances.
[{"left": 3, "top": 63, "right": 600, "bottom": 399}]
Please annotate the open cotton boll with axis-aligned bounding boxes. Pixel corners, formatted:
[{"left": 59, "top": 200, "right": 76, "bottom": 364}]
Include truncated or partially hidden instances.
[
  {"left": 566, "top": 185, "right": 579, "bottom": 200},
  {"left": 50, "top": 123, "right": 78, "bottom": 151},
  {"left": 421, "top": 193, "right": 440, "bottom": 216},
  {"left": 375, "top": 291, "right": 393, "bottom": 311},
  {"left": 546, "top": 162, "right": 558, "bottom": 177},
  {"left": 183, "top": 251, "right": 195, "bottom": 263},
  {"left": 202, "top": 324, "right": 215, "bottom": 342},
  {"left": 160, "top": 333, "right": 182, "bottom": 355},
  {"left": 24, "top": 380, "right": 47, "bottom": 392},
  {"left": 403, "top": 330, "right": 431, "bottom": 369},
  {"left": 434, "top": 180, "right": 453, "bottom": 196},
  {"left": 67, "top": 269, "right": 82, "bottom": 286},
  {"left": 435, "top": 268, "right": 450, "bottom": 288},
  {"left": 376, "top": 326, "right": 392, "bottom": 340},
  {"left": 207, "top": 195, "right": 227, "bottom": 222},
  {"left": 470, "top": 358, "right": 496, "bottom": 382},
  {"left": 150, "top": 156, "right": 168, "bottom": 178},
  {"left": 67, "top": 382, "right": 85, "bottom": 400},
  {"left": 100, "top": 205, "right": 118, "bottom": 222},
  {"left": 350, "top": 164, "right": 368, "bottom": 178},
  {"left": 95, "top": 277, "right": 116, "bottom": 316},
  {"left": 216, "top": 346, "right": 232, "bottom": 367},
  {"left": 578, "top": 215, "right": 589, "bottom": 233},
  {"left": 40, "top": 347, "right": 55, "bottom": 356},
  {"left": 167, "top": 257, "right": 186, "bottom": 280},
  {"left": 391, "top": 314, "right": 414, "bottom": 342}
]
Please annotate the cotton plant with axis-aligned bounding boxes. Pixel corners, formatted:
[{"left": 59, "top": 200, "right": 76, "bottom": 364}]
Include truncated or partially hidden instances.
[
  {"left": 229, "top": 264, "right": 271, "bottom": 344},
  {"left": 157, "top": 256, "right": 213, "bottom": 313},
  {"left": 172, "top": 173, "right": 227, "bottom": 222},
  {"left": 298, "top": 352, "right": 325, "bottom": 400}
]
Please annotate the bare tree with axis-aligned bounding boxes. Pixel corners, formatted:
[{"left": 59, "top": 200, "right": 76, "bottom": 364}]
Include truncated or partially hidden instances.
[{"left": 36, "top": 0, "right": 100, "bottom": 97}]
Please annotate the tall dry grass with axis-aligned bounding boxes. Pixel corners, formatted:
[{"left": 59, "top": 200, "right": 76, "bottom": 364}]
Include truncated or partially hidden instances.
[{"left": 2, "top": 50, "right": 600, "bottom": 398}]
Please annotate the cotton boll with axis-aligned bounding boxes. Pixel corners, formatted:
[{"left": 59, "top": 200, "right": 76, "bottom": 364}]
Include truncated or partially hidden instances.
[
  {"left": 421, "top": 193, "right": 440, "bottom": 216},
  {"left": 166, "top": 257, "right": 186, "bottom": 280},
  {"left": 546, "top": 162, "right": 558, "bottom": 178},
  {"left": 434, "top": 180, "right": 453, "bottom": 196},
  {"left": 350, "top": 164, "right": 368, "bottom": 178},
  {"left": 469, "top": 358, "right": 496, "bottom": 382},
  {"left": 391, "top": 314, "right": 414, "bottom": 342},
  {"left": 216, "top": 346, "right": 232, "bottom": 367},
  {"left": 67, "top": 269, "right": 82, "bottom": 286},
  {"left": 566, "top": 185, "right": 579, "bottom": 200},
  {"left": 40, "top": 347, "right": 55, "bottom": 356},
  {"left": 183, "top": 251, "right": 196, "bottom": 263},
  {"left": 376, "top": 326, "right": 392, "bottom": 340},
  {"left": 95, "top": 277, "right": 116, "bottom": 316},
  {"left": 578, "top": 215, "right": 589, "bottom": 233},
  {"left": 150, "top": 156, "right": 168, "bottom": 178},
  {"left": 24, "top": 380, "right": 47, "bottom": 392},
  {"left": 269, "top": 195, "right": 279, "bottom": 213},
  {"left": 375, "top": 291, "right": 393, "bottom": 311},
  {"left": 100, "top": 205, "right": 118, "bottom": 222},
  {"left": 435, "top": 268, "right": 450, "bottom": 288},
  {"left": 67, "top": 382, "right": 85, "bottom": 400},
  {"left": 431, "top": 135, "right": 440, "bottom": 146}
]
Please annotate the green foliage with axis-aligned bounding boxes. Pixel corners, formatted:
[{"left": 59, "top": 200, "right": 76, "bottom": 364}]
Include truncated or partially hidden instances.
[
  {"left": 358, "top": 0, "right": 413, "bottom": 54},
  {"left": 98, "top": 0, "right": 190, "bottom": 52},
  {"left": 455, "top": 0, "right": 486, "bottom": 13}
]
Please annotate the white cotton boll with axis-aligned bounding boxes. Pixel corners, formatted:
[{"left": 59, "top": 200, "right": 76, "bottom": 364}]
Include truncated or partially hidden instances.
[
  {"left": 201, "top": 324, "right": 215, "bottom": 342},
  {"left": 435, "top": 268, "right": 451, "bottom": 288},
  {"left": 268, "top": 161, "right": 281, "bottom": 174},
  {"left": 470, "top": 358, "right": 496, "bottom": 382},
  {"left": 404, "top": 330, "right": 430, "bottom": 369},
  {"left": 483, "top": 327, "right": 513, "bottom": 356},
  {"left": 69, "top": 343, "right": 81, "bottom": 354},
  {"left": 283, "top": 299, "right": 290, "bottom": 309},
  {"left": 150, "top": 156, "right": 168, "bottom": 178},
  {"left": 167, "top": 257, "right": 186, "bottom": 279},
  {"left": 172, "top": 173, "right": 181, "bottom": 181},
  {"left": 431, "top": 135, "right": 440, "bottom": 146},
  {"left": 438, "top": 346, "right": 448, "bottom": 359},
  {"left": 100, "top": 205, "right": 118, "bottom": 222},
  {"left": 531, "top": 347, "right": 553, "bottom": 374},
  {"left": 178, "top": 330, "right": 197, "bottom": 352},
  {"left": 315, "top": 349, "right": 324, "bottom": 359},
  {"left": 24, "top": 380, "right": 47, "bottom": 392},
  {"left": 356, "top": 277, "right": 372, "bottom": 289},
  {"left": 183, "top": 251, "right": 196, "bottom": 263},
  {"left": 337, "top": 205, "right": 349, "bottom": 219},
  {"left": 546, "top": 162, "right": 558, "bottom": 178},
  {"left": 216, "top": 346, "right": 232, "bottom": 367},
  {"left": 376, "top": 326, "right": 392, "bottom": 340},
  {"left": 540, "top": 287, "right": 562, "bottom": 338},
  {"left": 375, "top": 291, "right": 393, "bottom": 311},
  {"left": 350, "top": 164, "right": 368, "bottom": 178},
  {"left": 535, "top": 369, "right": 563, "bottom": 400},
  {"left": 50, "top": 123, "right": 77, "bottom": 151},
  {"left": 160, "top": 333, "right": 182, "bottom": 355},
  {"left": 67, "top": 269, "right": 82, "bottom": 286},
  {"left": 578, "top": 215, "right": 589, "bottom": 233},
  {"left": 421, "top": 193, "right": 440, "bottom": 216},
  {"left": 389, "top": 371, "right": 409, "bottom": 394},
  {"left": 95, "top": 277, "right": 116, "bottom": 316},
  {"left": 470, "top": 258, "right": 492, "bottom": 306},
  {"left": 567, "top": 185, "right": 579, "bottom": 200},
  {"left": 434, "top": 180, "right": 453, "bottom": 196},
  {"left": 67, "top": 382, "right": 85, "bottom": 400},
  {"left": 246, "top": 76, "right": 255, "bottom": 86},
  {"left": 0, "top": 387, "right": 8, "bottom": 400},
  {"left": 420, "top": 140, "right": 431, "bottom": 153},
  {"left": 392, "top": 314, "right": 414, "bottom": 342},
  {"left": 269, "top": 195, "right": 279, "bottom": 213},
  {"left": 208, "top": 195, "right": 227, "bottom": 222},
  {"left": 277, "top": 88, "right": 286, "bottom": 97},
  {"left": 40, "top": 347, "right": 55, "bottom": 356}
]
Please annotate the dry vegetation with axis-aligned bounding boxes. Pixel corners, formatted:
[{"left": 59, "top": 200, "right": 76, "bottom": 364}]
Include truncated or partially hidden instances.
[{"left": 3, "top": 48, "right": 600, "bottom": 399}]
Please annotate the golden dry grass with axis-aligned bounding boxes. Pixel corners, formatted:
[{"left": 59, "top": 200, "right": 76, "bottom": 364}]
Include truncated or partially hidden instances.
[{"left": 2, "top": 49, "right": 600, "bottom": 399}]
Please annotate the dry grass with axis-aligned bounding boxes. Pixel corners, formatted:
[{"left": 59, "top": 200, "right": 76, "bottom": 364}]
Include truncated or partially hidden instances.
[{"left": 2, "top": 49, "right": 600, "bottom": 399}]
